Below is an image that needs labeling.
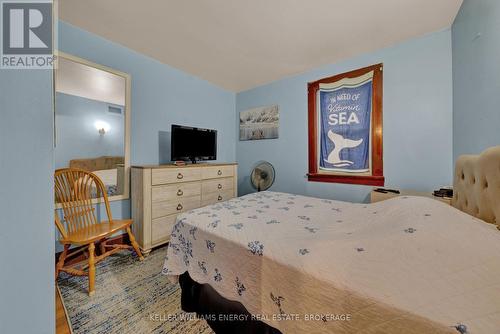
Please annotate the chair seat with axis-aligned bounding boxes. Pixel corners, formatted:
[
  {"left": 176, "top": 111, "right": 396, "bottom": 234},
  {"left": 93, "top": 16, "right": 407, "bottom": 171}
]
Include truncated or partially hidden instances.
[{"left": 60, "top": 219, "right": 133, "bottom": 245}]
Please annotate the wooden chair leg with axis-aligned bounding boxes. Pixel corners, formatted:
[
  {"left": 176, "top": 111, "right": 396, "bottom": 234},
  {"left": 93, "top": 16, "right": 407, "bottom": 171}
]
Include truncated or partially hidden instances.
[
  {"left": 55, "top": 244, "right": 69, "bottom": 281},
  {"left": 88, "top": 243, "right": 96, "bottom": 296},
  {"left": 126, "top": 227, "right": 144, "bottom": 261}
]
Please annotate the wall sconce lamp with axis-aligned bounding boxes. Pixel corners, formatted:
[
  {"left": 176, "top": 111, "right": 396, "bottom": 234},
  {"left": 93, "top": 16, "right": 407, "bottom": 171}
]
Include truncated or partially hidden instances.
[{"left": 95, "top": 121, "right": 110, "bottom": 135}]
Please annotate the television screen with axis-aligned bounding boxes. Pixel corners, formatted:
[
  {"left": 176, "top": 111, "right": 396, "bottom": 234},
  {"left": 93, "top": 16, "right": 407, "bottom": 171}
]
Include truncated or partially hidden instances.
[{"left": 171, "top": 125, "right": 217, "bottom": 162}]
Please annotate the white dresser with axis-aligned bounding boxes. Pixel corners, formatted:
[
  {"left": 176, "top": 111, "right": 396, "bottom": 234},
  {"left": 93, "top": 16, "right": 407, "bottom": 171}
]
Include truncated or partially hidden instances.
[{"left": 131, "top": 163, "right": 238, "bottom": 254}]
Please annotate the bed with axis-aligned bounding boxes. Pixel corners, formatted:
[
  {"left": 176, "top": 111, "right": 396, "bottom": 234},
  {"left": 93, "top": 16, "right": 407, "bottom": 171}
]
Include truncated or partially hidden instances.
[
  {"left": 162, "top": 146, "right": 500, "bottom": 334},
  {"left": 69, "top": 156, "right": 124, "bottom": 196}
]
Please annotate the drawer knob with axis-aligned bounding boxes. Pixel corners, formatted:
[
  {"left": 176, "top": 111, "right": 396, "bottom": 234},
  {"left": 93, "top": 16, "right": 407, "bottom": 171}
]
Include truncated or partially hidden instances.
[
  {"left": 217, "top": 170, "right": 222, "bottom": 176},
  {"left": 177, "top": 173, "right": 184, "bottom": 179},
  {"left": 177, "top": 189, "right": 183, "bottom": 196},
  {"left": 218, "top": 195, "right": 223, "bottom": 201},
  {"left": 217, "top": 184, "right": 222, "bottom": 189},
  {"left": 176, "top": 204, "right": 183, "bottom": 211}
]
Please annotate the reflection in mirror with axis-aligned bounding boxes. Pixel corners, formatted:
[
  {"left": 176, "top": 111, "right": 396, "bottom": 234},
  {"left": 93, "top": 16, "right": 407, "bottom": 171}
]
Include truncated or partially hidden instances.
[{"left": 55, "top": 56, "right": 127, "bottom": 199}]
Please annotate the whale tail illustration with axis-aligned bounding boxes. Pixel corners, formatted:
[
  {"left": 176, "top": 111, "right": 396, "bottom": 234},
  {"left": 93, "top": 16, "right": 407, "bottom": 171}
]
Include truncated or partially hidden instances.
[{"left": 324, "top": 130, "right": 363, "bottom": 167}]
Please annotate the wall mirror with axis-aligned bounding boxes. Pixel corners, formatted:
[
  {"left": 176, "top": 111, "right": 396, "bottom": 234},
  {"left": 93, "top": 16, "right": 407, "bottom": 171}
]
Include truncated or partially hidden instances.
[{"left": 54, "top": 52, "right": 131, "bottom": 202}]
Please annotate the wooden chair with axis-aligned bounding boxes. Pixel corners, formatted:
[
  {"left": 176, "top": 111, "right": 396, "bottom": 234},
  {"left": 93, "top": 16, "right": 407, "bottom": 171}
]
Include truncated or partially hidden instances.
[{"left": 54, "top": 168, "right": 144, "bottom": 296}]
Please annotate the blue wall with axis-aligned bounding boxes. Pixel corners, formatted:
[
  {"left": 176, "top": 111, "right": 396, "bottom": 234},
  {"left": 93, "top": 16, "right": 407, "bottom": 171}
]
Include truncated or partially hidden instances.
[
  {"left": 452, "top": 0, "right": 500, "bottom": 161},
  {"left": 56, "top": 21, "right": 236, "bottom": 251},
  {"left": 236, "top": 30, "right": 454, "bottom": 203},
  {"left": 59, "top": 21, "right": 236, "bottom": 167},
  {"left": 55, "top": 93, "right": 125, "bottom": 169},
  {"left": 0, "top": 70, "right": 54, "bottom": 330}
]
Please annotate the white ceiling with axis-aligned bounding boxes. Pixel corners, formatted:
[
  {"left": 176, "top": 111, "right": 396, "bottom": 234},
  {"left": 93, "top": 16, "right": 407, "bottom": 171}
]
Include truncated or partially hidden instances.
[
  {"left": 56, "top": 57, "right": 126, "bottom": 106},
  {"left": 59, "top": 0, "right": 463, "bottom": 92}
]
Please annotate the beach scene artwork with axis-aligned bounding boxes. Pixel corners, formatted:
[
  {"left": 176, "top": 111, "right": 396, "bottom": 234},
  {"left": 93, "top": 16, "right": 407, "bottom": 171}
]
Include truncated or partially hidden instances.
[{"left": 239, "top": 105, "right": 279, "bottom": 141}]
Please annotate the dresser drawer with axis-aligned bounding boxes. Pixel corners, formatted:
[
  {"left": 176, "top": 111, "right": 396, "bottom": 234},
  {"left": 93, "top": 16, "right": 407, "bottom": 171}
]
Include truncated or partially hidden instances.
[
  {"left": 151, "top": 214, "right": 176, "bottom": 245},
  {"left": 201, "top": 190, "right": 234, "bottom": 206},
  {"left": 152, "top": 195, "right": 201, "bottom": 219},
  {"left": 152, "top": 168, "right": 201, "bottom": 185},
  {"left": 152, "top": 182, "right": 201, "bottom": 202},
  {"left": 202, "top": 166, "right": 234, "bottom": 179},
  {"left": 201, "top": 177, "right": 234, "bottom": 194}
]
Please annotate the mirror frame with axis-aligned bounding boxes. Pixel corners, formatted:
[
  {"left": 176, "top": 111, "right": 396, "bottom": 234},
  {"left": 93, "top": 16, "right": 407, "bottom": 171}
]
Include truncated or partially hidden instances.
[{"left": 54, "top": 51, "right": 131, "bottom": 204}]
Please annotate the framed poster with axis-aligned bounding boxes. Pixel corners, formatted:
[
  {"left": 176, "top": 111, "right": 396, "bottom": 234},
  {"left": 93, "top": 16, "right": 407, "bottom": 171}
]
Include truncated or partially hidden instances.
[
  {"left": 239, "top": 105, "right": 279, "bottom": 141},
  {"left": 307, "top": 64, "right": 384, "bottom": 186}
]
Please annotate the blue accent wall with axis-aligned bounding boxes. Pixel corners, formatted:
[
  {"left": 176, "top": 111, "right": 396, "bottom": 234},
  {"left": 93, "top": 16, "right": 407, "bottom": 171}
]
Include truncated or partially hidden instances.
[
  {"left": 59, "top": 21, "right": 236, "bottom": 167},
  {"left": 55, "top": 93, "right": 125, "bottom": 169},
  {"left": 0, "top": 70, "right": 54, "bottom": 331},
  {"left": 452, "top": 0, "right": 500, "bottom": 161},
  {"left": 236, "top": 30, "right": 454, "bottom": 203}
]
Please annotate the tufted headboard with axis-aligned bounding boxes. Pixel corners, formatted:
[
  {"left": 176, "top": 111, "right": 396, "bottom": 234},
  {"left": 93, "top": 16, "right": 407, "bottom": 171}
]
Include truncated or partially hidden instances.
[
  {"left": 69, "top": 156, "right": 124, "bottom": 172},
  {"left": 452, "top": 146, "right": 500, "bottom": 229}
]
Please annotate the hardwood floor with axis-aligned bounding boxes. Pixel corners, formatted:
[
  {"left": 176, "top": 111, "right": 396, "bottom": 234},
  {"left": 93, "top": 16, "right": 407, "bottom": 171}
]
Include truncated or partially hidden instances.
[{"left": 56, "top": 288, "right": 71, "bottom": 334}]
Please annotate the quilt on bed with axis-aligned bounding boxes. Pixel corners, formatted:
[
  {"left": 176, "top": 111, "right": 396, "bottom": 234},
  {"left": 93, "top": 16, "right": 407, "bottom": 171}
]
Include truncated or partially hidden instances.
[{"left": 162, "top": 191, "right": 500, "bottom": 334}]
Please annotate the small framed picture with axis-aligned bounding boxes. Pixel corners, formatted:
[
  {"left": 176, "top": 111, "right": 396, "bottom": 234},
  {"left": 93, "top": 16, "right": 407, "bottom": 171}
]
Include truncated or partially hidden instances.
[{"left": 239, "top": 105, "right": 279, "bottom": 141}]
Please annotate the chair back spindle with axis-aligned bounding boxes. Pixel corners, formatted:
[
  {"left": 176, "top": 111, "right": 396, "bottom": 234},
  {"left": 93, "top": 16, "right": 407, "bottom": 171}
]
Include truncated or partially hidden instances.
[{"left": 54, "top": 168, "right": 113, "bottom": 237}]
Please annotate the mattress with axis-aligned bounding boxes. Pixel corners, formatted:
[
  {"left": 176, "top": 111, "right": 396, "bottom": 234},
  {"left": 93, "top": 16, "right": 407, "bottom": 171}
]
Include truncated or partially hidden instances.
[
  {"left": 162, "top": 191, "right": 500, "bottom": 334},
  {"left": 92, "top": 169, "right": 118, "bottom": 197},
  {"left": 93, "top": 168, "right": 117, "bottom": 187}
]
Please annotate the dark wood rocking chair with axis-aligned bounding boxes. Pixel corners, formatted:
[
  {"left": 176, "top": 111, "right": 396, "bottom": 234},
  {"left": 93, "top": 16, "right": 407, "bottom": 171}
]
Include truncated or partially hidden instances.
[{"left": 54, "top": 168, "right": 144, "bottom": 295}]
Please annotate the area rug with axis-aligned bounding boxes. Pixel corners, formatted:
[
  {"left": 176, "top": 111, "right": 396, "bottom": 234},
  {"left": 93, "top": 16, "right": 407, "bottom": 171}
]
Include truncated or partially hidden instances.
[{"left": 57, "top": 246, "right": 213, "bottom": 334}]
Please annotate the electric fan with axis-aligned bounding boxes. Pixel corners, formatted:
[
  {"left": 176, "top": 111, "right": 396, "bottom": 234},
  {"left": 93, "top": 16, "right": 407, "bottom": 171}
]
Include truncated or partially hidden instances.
[{"left": 250, "top": 161, "right": 275, "bottom": 192}]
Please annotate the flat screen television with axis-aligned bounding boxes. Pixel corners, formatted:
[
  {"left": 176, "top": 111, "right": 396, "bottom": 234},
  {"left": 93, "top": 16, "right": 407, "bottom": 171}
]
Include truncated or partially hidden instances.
[{"left": 171, "top": 124, "right": 217, "bottom": 163}]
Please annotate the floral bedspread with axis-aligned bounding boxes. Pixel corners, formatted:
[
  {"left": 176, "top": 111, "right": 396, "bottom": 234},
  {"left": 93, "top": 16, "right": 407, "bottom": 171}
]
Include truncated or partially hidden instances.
[{"left": 163, "top": 191, "right": 500, "bottom": 334}]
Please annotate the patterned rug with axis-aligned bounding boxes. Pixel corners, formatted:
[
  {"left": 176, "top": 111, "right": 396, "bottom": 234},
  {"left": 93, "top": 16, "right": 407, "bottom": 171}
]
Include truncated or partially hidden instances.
[{"left": 57, "top": 246, "right": 213, "bottom": 334}]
